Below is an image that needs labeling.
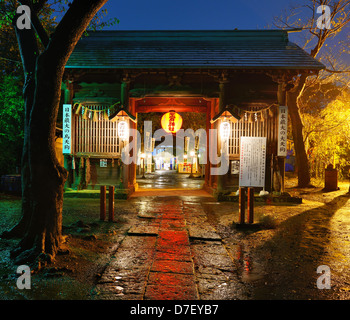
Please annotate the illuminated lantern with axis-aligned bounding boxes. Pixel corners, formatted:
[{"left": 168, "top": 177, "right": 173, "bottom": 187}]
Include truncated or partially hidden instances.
[
  {"left": 118, "top": 120, "right": 128, "bottom": 140},
  {"left": 161, "top": 111, "right": 183, "bottom": 134},
  {"left": 220, "top": 121, "right": 230, "bottom": 140}
]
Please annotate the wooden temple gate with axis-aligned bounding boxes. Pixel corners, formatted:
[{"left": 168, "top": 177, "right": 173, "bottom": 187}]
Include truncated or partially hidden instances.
[{"left": 61, "top": 30, "right": 324, "bottom": 197}]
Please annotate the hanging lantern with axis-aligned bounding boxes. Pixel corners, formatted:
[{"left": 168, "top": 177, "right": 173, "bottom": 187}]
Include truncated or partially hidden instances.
[
  {"left": 220, "top": 120, "right": 231, "bottom": 140},
  {"left": 118, "top": 120, "right": 129, "bottom": 141},
  {"left": 161, "top": 110, "right": 183, "bottom": 134}
]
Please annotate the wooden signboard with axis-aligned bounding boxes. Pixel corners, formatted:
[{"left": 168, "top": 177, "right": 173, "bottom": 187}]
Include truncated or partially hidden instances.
[{"left": 239, "top": 137, "right": 266, "bottom": 187}]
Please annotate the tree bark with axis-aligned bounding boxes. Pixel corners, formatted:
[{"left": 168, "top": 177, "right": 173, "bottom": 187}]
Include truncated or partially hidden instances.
[
  {"left": 1, "top": 15, "right": 38, "bottom": 239},
  {"left": 287, "top": 89, "right": 311, "bottom": 187},
  {"left": 5, "top": 0, "right": 109, "bottom": 269}
]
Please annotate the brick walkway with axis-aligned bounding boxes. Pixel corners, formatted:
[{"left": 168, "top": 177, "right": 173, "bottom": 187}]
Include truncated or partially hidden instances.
[
  {"left": 96, "top": 196, "right": 240, "bottom": 300},
  {"left": 144, "top": 199, "right": 198, "bottom": 300}
]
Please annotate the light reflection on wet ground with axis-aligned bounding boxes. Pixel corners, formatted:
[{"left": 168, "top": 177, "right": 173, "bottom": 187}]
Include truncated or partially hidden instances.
[
  {"left": 137, "top": 170, "right": 204, "bottom": 190},
  {"left": 104, "top": 171, "right": 350, "bottom": 300},
  {"left": 2, "top": 171, "right": 349, "bottom": 300}
]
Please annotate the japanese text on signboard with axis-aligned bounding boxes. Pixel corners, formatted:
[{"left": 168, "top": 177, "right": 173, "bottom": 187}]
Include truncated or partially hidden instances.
[
  {"left": 239, "top": 137, "right": 266, "bottom": 187},
  {"left": 278, "top": 106, "right": 288, "bottom": 157},
  {"left": 62, "top": 104, "right": 71, "bottom": 154}
]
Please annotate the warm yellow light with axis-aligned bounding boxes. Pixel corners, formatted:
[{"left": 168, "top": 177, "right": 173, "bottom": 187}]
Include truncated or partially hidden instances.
[
  {"left": 118, "top": 120, "right": 129, "bottom": 140},
  {"left": 161, "top": 111, "right": 183, "bottom": 134},
  {"left": 220, "top": 121, "right": 230, "bottom": 140}
]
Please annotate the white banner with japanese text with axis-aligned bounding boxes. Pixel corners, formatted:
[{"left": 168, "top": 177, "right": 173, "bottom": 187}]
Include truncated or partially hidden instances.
[
  {"left": 62, "top": 104, "right": 72, "bottom": 154},
  {"left": 277, "top": 106, "right": 288, "bottom": 157}
]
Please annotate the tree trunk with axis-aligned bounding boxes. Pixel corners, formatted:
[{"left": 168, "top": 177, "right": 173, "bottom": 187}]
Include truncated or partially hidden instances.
[
  {"left": 3, "top": 0, "right": 110, "bottom": 269},
  {"left": 1, "top": 18, "right": 38, "bottom": 239},
  {"left": 287, "top": 90, "right": 311, "bottom": 187},
  {"left": 12, "top": 51, "right": 68, "bottom": 267}
]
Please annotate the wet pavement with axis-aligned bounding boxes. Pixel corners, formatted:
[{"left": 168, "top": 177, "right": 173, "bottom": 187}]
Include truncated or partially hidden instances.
[
  {"left": 95, "top": 195, "right": 235, "bottom": 300},
  {"left": 91, "top": 171, "right": 350, "bottom": 300},
  {"left": 94, "top": 176, "right": 350, "bottom": 300},
  {"left": 136, "top": 170, "right": 204, "bottom": 190}
]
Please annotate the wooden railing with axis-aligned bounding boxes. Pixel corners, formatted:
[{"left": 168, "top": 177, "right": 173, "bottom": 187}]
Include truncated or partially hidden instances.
[
  {"left": 229, "top": 106, "right": 277, "bottom": 156},
  {"left": 72, "top": 105, "right": 121, "bottom": 157}
]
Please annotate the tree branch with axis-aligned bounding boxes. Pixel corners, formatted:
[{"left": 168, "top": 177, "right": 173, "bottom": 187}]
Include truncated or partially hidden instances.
[
  {"left": 32, "top": 0, "right": 48, "bottom": 14},
  {"left": 46, "top": 0, "right": 109, "bottom": 69},
  {"left": 324, "top": 68, "right": 350, "bottom": 73},
  {"left": 12, "top": 12, "right": 38, "bottom": 79},
  {"left": 19, "top": 0, "right": 50, "bottom": 47}
]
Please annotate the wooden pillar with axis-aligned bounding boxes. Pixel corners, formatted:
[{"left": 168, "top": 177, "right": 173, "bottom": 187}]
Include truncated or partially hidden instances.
[
  {"left": 100, "top": 185, "right": 106, "bottom": 221},
  {"left": 239, "top": 187, "right": 246, "bottom": 224},
  {"left": 205, "top": 102, "right": 211, "bottom": 187},
  {"left": 121, "top": 76, "right": 130, "bottom": 109},
  {"left": 218, "top": 80, "right": 227, "bottom": 113},
  {"left": 216, "top": 77, "right": 229, "bottom": 194},
  {"left": 63, "top": 79, "right": 75, "bottom": 189},
  {"left": 247, "top": 187, "right": 254, "bottom": 224},
  {"left": 208, "top": 99, "right": 217, "bottom": 189},
  {"left": 108, "top": 185, "right": 115, "bottom": 222}
]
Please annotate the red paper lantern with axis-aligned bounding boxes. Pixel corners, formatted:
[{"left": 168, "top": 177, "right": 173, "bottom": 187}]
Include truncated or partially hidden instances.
[{"left": 161, "top": 111, "right": 183, "bottom": 134}]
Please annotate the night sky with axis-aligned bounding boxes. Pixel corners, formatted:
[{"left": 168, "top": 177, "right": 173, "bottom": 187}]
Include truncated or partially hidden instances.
[
  {"left": 99, "top": 0, "right": 348, "bottom": 64},
  {"left": 102, "top": 0, "right": 290, "bottom": 30}
]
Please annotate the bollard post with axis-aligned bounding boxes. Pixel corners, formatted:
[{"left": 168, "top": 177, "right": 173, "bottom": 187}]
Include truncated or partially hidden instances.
[
  {"left": 100, "top": 185, "right": 106, "bottom": 221},
  {"left": 247, "top": 187, "right": 254, "bottom": 224},
  {"left": 108, "top": 185, "right": 115, "bottom": 222},
  {"left": 239, "top": 187, "right": 246, "bottom": 224}
]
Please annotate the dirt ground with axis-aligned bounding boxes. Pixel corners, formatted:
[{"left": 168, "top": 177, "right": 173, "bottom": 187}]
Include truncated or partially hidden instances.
[{"left": 0, "top": 175, "right": 349, "bottom": 300}]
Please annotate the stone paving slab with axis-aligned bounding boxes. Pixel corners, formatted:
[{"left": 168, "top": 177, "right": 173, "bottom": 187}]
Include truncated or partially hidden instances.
[
  {"left": 160, "top": 219, "right": 186, "bottom": 230},
  {"left": 191, "top": 240, "right": 228, "bottom": 255},
  {"left": 193, "top": 252, "right": 235, "bottom": 271},
  {"left": 147, "top": 272, "right": 196, "bottom": 287},
  {"left": 127, "top": 225, "right": 159, "bottom": 236},
  {"left": 155, "top": 242, "right": 192, "bottom": 256},
  {"left": 188, "top": 224, "right": 222, "bottom": 241},
  {"left": 151, "top": 259, "right": 194, "bottom": 274},
  {"left": 137, "top": 212, "right": 160, "bottom": 219},
  {"left": 118, "top": 236, "right": 157, "bottom": 249},
  {"left": 144, "top": 284, "right": 198, "bottom": 300},
  {"left": 157, "top": 230, "right": 190, "bottom": 246},
  {"left": 153, "top": 250, "right": 193, "bottom": 262}
]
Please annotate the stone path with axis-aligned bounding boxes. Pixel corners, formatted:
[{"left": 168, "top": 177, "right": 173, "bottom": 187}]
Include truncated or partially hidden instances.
[{"left": 95, "top": 196, "right": 241, "bottom": 300}]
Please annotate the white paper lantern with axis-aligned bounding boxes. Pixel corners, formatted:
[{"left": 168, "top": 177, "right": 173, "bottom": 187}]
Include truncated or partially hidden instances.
[
  {"left": 220, "top": 121, "right": 230, "bottom": 140},
  {"left": 118, "top": 120, "right": 128, "bottom": 141}
]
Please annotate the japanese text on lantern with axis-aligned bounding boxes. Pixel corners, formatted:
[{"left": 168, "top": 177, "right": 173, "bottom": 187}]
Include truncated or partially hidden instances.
[
  {"left": 168, "top": 112, "right": 176, "bottom": 132},
  {"left": 62, "top": 104, "right": 72, "bottom": 154},
  {"left": 277, "top": 106, "right": 288, "bottom": 157}
]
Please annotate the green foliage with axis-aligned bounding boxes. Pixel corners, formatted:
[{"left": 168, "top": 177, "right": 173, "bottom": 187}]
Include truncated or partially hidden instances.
[
  {"left": 303, "top": 88, "right": 350, "bottom": 178},
  {"left": 0, "top": 75, "right": 24, "bottom": 176}
]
